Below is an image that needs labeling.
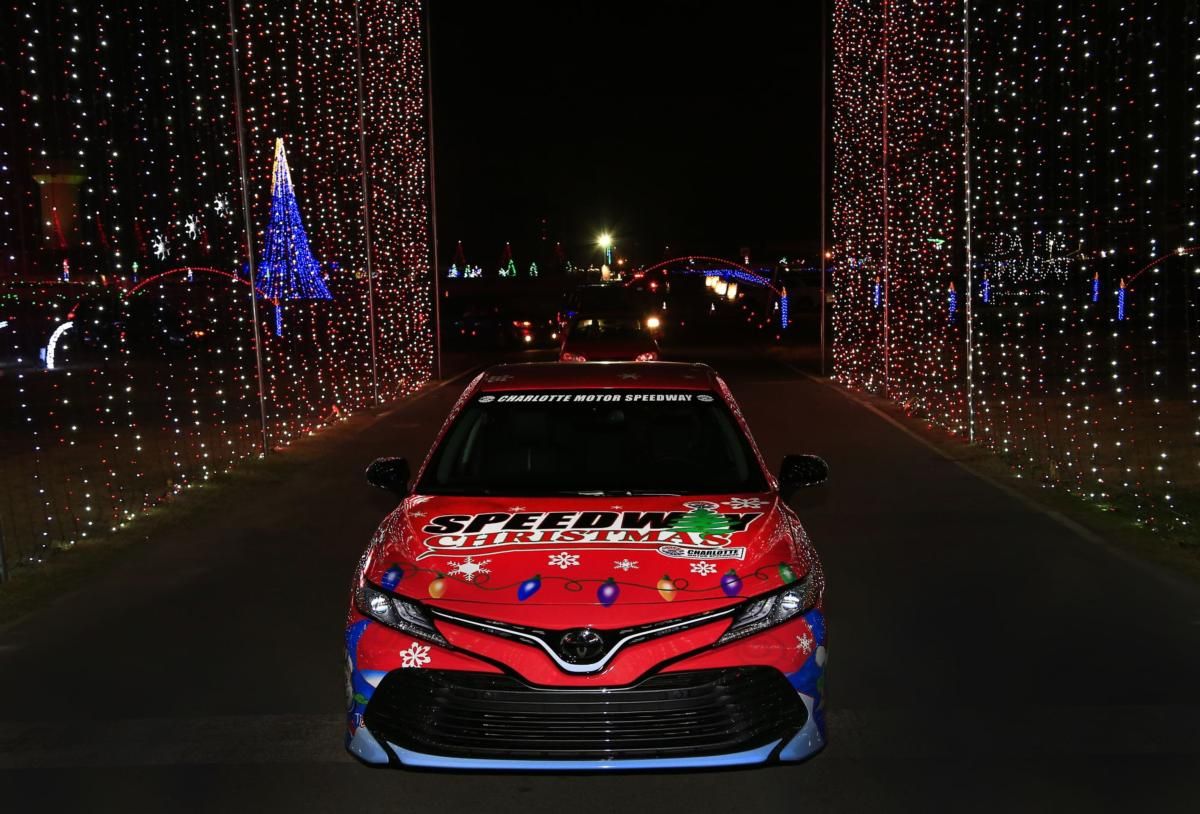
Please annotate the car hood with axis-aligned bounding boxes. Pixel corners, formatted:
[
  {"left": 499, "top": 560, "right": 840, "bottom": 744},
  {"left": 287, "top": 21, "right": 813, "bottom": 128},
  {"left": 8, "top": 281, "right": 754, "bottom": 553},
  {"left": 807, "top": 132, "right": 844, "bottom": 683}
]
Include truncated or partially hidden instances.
[{"left": 361, "top": 493, "right": 816, "bottom": 627}]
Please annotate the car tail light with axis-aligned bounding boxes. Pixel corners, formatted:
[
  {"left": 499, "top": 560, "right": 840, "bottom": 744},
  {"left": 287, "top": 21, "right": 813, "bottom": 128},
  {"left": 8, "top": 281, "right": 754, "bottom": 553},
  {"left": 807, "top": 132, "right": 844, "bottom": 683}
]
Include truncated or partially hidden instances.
[
  {"left": 635, "top": 352, "right": 658, "bottom": 361},
  {"left": 560, "top": 352, "right": 587, "bottom": 362}
]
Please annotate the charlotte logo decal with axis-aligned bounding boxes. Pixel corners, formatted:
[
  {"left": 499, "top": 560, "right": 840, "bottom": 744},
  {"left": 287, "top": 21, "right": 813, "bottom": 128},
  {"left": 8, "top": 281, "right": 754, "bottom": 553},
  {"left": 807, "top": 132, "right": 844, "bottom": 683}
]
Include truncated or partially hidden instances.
[{"left": 416, "top": 501, "right": 762, "bottom": 561}]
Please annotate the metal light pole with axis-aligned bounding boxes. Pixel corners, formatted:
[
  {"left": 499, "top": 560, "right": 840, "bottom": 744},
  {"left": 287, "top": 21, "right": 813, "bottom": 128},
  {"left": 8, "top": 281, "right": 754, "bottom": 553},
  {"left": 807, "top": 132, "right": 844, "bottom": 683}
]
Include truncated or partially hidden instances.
[
  {"left": 962, "top": 0, "right": 975, "bottom": 442},
  {"left": 227, "top": 0, "right": 270, "bottom": 455},
  {"left": 423, "top": 0, "right": 443, "bottom": 379},
  {"left": 352, "top": 0, "right": 381, "bottom": 404},
  {"left": 819, "top": 0, "right": 829, "bottom": 376}
]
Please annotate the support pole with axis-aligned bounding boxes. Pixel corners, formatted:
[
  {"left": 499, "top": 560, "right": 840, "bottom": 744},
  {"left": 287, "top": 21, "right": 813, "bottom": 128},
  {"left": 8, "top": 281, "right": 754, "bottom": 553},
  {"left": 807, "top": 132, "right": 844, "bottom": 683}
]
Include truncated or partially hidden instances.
[
  {"left": 819, "top": 0, "right": 829, "bottom": 376},
  {"left": 352, "top": 0, "right": 381, "bottom": 406},
  {"left": 227, "top": 0, "right": 270, "bottom": 455},
  {"left": 881, "top": 0, "right": 891, "bottom": 397},
  {"left": 423, "top": 0, "right": 443, "bottom": 380},
  {"left": 962, "top": 0, "right": 975, "bottom": 442}
]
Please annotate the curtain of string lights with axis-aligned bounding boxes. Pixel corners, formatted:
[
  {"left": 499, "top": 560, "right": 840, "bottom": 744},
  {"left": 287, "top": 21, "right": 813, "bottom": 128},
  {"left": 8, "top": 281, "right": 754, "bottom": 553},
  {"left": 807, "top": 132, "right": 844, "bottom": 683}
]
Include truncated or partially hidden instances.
[
  {"left": 0, "top": 0, "right": 434, "bottom": 576},
  {"left": 833, "top": 1, "right": 1199, "bottom": 534}
]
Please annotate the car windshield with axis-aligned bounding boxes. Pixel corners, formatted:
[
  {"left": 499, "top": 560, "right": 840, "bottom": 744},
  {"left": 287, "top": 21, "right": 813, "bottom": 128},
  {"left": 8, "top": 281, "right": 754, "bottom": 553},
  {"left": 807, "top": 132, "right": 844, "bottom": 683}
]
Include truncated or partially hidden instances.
[
  {"left": 570, "top": 318, "right": 645, "bottom": 340},
  {"left": 418, "top": 390, "right": 768, "bottom": 496}
]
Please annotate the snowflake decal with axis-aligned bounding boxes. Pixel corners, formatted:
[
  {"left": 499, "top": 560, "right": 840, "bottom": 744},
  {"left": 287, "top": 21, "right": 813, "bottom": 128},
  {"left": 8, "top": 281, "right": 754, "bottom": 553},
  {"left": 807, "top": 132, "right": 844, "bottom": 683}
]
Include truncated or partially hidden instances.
[
  {"left": 795, "top": 633, "right": 813, "bottom": 654},
  {"left": 151, "top": 234, "right": 169, "bottom": 260},
  {"left": 184, "top": 214, "right": 201, "bottom": 240},
  {"left": 447, "top": 556, "right": 491, "bottom": 582},
  {"left": 399, "top": 641, "right": 431, "bottom": 669},
  {"left": 690, "top": 560, "right": 717, "bottom": 576},
  {"left": 548, "top": 551, "right": 580, "bottom": 570},
  {"left": 613, "top": 558, "right": 639, "bottom": 572},
  {"left": 724, "top": 496, "right": 767, "bottom": 509}
]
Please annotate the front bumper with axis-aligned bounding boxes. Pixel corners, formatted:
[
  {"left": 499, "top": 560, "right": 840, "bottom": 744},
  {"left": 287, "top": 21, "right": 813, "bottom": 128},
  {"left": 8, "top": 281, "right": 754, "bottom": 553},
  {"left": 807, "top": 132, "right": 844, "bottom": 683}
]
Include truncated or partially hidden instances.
[
  {"left": 348, "top": 690, "right": 823, "bottom": 770},
  {"left": 344, "top": 609, "right": 828, "bottom": 770}
]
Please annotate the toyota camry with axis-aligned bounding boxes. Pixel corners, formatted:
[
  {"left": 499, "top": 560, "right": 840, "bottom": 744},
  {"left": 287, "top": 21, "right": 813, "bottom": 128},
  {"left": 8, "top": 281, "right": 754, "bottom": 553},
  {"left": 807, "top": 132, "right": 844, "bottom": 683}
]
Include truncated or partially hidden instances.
[{"left": 345, "top": 361, "right": 829, "bottom": 769}]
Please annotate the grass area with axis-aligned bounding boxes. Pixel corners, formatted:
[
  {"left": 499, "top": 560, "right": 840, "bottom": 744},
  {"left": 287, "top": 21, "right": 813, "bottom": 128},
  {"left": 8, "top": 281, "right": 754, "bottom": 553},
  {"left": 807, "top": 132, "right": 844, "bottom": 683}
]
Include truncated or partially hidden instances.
[
  {"left": 769, "top": 345, "right": 1200, "bottom": 585},
  {"left": 0, "top": 396, "right": 399, "bottom": 629}
]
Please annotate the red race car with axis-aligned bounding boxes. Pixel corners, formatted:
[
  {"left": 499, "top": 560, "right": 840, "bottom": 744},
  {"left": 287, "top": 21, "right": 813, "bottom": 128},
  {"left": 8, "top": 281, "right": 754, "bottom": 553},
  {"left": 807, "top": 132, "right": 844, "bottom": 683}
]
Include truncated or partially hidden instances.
[{"left": 346, "top": 362, "right": 829, "bottom": 770}]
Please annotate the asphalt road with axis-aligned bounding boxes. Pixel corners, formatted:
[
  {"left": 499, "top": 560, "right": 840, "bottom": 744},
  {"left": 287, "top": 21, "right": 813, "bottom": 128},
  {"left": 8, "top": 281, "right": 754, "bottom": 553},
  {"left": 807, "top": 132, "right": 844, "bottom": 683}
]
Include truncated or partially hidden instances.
[{"left": 2, "top": 347, "right": 1198, "bottom": 812}]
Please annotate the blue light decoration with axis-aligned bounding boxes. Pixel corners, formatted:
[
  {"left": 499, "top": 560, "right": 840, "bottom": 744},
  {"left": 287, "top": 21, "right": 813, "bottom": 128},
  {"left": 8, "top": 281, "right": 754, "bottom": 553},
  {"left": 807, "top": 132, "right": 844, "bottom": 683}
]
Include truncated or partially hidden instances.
[
  {"left": 1091, "top": 271, "right": 1100, "bottom": 303},
  {"left": 446, "top": 264, "right": 461, "bottom": 279},
  {"left": 381, "top": 564, "right": 404, "bottom": 590},
  {"left": 258, "top": 137, "right": 333, "bottom": 302},
  {"left": 517, "top": 575, "right": 542, "bottom": 602},
  {"left": 1117, "top": 277, "right": 1126, "bottom": 321},
  {"left": 872, "top": 275, "right": 882, "bottom": 308},
  {"left": 981, "top": 272, "right": 990, "bottom": 304},
  {"left": 947, "top": 282, "right": 957, "bottom": 322},
  {"left": 780, "top": 288, "right": 790, "bottom": 329}
]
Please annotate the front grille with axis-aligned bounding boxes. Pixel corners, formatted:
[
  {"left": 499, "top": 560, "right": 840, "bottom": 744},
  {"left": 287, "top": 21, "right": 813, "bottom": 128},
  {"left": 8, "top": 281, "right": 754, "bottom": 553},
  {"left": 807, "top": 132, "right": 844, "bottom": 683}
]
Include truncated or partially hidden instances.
[{"left": 364, "top": 667, "right": 805, "bottom": 760}]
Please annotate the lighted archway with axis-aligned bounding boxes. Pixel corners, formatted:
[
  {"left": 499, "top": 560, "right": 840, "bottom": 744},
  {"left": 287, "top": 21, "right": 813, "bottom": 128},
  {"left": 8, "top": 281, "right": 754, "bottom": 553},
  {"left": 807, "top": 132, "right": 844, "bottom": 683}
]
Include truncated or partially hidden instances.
[
  {"left": 124, "top": 266, "right": 275, "bottom": 303},
  {"left": 627, "top": 255, "right": 783, "bottom": 298}
]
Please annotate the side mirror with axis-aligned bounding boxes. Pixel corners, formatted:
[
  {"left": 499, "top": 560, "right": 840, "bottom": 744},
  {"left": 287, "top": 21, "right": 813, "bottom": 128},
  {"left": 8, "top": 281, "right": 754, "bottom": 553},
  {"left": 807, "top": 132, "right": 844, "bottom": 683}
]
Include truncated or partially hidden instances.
[
  {"left": 366, "top": 457, "right": 410, "bottom": 496},
  {"left": 778, "top": 454, "right": 829, "bottom": 501}
]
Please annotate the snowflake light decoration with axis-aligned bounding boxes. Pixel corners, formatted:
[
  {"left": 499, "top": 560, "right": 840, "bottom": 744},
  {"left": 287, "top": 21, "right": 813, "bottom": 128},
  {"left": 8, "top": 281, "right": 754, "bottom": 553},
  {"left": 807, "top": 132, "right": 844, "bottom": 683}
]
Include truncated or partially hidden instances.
[
  {"left": 151, "top": 234, "right": 169, "bottom": 260},
  {"left": 548, "top": 551, "right": 580, "bottom": 570},
  {"left": 399, "top": 641, "right": 431, "bottom": 669},
  {"left": 213, "top": 193, "right": 229, "bottom": 216},
  {"left": 184, "top": 214, "right": 200, "bottom": 240},
  {"left": 446, "top": 556, "right": 491, "bottom": 582}
]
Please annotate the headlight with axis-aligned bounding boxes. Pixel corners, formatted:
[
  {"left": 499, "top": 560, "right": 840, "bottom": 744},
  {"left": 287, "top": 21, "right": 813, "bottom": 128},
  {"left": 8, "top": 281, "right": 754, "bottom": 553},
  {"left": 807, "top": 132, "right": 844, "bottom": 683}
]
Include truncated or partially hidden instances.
[
  {"left": 715, "top": 576, "right": 817, "bottom": 646},
  {"left": 645, "top": 316, "right": 661, "bottom": 330},
  {"left": 635, "top": 351, "right": 658, "bottom": 361},
  {"left": 355, "top": 583, "right": 448, "bottom": 646}
]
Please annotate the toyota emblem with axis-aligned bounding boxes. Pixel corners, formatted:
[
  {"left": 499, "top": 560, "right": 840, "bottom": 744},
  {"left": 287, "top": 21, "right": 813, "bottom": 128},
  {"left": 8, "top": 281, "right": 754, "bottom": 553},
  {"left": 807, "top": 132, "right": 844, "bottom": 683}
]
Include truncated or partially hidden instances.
[{"left": 558, "top": 628, "right": 606, "bottom": 664}]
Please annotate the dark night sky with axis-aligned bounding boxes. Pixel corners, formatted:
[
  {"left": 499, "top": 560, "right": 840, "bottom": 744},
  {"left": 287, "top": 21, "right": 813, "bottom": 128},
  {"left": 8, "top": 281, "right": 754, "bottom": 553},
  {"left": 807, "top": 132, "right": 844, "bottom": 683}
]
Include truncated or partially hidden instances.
[{"left": 428, "top": 1, "right": 826, "bottom": 268}]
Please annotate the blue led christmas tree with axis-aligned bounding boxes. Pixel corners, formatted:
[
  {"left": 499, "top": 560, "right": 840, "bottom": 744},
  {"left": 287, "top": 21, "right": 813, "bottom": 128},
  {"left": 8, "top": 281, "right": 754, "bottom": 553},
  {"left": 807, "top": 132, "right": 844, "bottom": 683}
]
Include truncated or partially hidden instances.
[{"left": 258, "top": 137, "right": 332, "bottom": 301}]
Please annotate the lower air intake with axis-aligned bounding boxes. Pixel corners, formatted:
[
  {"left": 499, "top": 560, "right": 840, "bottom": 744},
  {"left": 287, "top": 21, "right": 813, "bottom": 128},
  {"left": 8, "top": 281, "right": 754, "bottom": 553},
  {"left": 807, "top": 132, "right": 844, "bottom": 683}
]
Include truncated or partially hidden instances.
[{"left": 364, "top": 666, "right": 805, "bottom": 760}]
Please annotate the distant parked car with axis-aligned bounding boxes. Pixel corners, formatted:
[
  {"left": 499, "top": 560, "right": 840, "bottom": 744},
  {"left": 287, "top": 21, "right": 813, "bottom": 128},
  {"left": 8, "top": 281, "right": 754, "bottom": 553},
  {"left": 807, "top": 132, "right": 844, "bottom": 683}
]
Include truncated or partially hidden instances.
[{"left": 559, "top": 315, "right": 659, "bottom": 362}]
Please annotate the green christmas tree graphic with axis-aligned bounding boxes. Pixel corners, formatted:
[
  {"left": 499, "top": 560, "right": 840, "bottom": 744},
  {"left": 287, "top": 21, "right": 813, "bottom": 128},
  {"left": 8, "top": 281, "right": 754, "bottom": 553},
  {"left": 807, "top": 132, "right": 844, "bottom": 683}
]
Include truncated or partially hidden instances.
[{"left": 671, "top": 503, "right": 732, "bottom": 537}]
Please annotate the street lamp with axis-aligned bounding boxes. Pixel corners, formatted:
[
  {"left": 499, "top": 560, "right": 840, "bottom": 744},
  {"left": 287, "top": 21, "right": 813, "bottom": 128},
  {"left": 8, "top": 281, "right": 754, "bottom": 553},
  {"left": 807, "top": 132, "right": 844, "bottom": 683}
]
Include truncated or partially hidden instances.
[{"left": 597, "top": 232, "right": 613, "bottom": 266}]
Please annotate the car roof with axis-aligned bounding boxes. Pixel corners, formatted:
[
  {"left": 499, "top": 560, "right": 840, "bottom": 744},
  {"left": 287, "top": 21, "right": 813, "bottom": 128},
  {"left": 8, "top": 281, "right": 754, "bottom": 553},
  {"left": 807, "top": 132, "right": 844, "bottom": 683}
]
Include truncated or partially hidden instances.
[{"left": 475, "top": 362, "right": 719, "bottom": 392}]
